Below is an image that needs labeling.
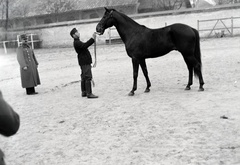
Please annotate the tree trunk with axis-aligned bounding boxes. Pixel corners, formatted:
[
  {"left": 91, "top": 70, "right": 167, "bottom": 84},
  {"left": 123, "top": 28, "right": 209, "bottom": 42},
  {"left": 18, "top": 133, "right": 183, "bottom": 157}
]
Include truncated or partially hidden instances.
[{"left": 5, "top": 0, "right": 8, "bottom": 40}]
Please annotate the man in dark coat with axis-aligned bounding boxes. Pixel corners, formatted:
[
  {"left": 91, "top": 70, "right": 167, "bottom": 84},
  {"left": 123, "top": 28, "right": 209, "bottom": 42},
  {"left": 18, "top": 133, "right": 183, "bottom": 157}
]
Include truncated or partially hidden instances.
[
  {"left": 0, "top": 90, "right": 20, "bottom": 165},
  {"left": 17, "top": 34, "right": 41, "bottom": 95},
  {"left": 70, "top": 28, "right": 98, "bottom": 98}
]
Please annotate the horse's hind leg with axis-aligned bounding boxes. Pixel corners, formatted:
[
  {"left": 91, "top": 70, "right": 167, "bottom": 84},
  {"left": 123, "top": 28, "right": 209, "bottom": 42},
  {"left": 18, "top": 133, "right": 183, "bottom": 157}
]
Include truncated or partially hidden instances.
[
  {"left": 184, "top": 56, "right": 204, "bottom": 91},
  {"left": 140, "top": 59, "right": 151, "bottom": 93},
  {"left": 195, "top": 64, "right": 204, "bottom": 91},
  {"left": 183, "top": 57, "right": 194, "bottom": 90},
  {"left": 198, "top": 75, "right": 204, "bottom": 91}
]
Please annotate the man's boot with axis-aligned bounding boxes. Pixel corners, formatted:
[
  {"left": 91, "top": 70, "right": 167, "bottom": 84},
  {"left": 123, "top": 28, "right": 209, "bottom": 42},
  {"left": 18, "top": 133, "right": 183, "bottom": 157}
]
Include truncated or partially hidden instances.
[
  {"left": 85, "top": 80, "right": 98, "bottom": 99},
  {"left": 81, "top": 80, "right": 87, "bottom": 97}
]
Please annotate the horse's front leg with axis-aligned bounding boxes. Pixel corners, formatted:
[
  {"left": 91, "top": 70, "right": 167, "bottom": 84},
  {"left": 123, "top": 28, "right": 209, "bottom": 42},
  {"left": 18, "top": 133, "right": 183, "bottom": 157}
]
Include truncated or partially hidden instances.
[
  {"left": 140, "top": 59, "right": 151, "bottom": 93},
  {"left": 128, "top": 58, "right": 139, "bottom": 96}
]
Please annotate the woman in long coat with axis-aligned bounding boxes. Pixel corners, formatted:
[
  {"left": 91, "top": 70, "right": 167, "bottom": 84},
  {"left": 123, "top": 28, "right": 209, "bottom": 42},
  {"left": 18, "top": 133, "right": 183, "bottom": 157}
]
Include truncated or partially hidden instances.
[{"left": 17, "top": 34, "right": 40, "bottom": 95}]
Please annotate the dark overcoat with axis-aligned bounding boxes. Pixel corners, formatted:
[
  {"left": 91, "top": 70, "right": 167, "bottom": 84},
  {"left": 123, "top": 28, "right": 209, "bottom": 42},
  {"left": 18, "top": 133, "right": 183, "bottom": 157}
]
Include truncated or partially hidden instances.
[{"left": 17, "top": 44, "right": 41, "bottom": 88}]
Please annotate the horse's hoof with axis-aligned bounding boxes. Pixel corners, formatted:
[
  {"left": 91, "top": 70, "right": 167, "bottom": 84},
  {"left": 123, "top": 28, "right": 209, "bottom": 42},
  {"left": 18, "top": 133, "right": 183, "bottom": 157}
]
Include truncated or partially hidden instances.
[
  {"left": 128, "top": 91, "right": 134, "bottom": 96},
  {"left": 185, "top": 86, "right": 191, "bottom": 90},
  {"left": 198, "top": 87, "right": 204, "bottom": 91},
  {"left": 144, "top": 88, "right": 150, "bottom": 93}
]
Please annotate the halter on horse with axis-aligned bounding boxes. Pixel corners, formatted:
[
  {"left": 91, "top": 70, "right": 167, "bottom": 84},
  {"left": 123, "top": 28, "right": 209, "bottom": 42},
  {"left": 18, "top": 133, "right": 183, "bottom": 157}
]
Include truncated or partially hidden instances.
[{"left": 96, "top": 8, "right": 204, "bottom": 96}]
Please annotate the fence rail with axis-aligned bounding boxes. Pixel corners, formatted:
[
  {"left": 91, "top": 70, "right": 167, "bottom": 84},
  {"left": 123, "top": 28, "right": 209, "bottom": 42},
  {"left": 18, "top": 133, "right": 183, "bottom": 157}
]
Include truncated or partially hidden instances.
[
  {"left": 197, "top": 17, "right": 240, "bottom": 38},
  {"left": 0, "top": 34, "right": 42, "bottom": 54}
]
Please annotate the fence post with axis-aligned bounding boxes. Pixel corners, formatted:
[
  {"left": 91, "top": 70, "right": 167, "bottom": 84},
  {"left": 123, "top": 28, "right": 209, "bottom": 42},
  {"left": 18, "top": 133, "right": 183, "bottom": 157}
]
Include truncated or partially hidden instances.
[
  {"left": 108, "top": 28, "right": 111, "bottom": 45},
  {"left": 197, "top": 20, "right": 199, "bottom": 31},
  {"left": 3, "top": 41, "right": 7, "bottom": 54},
  {"left": 17, "top": 35, "right": 21, "bottom": 47},
  {"left": 30, "top": 34, "right": 34, "bottom": 49}
]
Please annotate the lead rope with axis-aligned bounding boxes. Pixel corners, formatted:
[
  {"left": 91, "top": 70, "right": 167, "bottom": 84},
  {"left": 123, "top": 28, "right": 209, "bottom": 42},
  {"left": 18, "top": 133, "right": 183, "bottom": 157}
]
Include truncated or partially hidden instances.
[
  {"left": 92, "top": 32, "right": 99, "bottom": 68},
  {"left": 92, "top": 32, "right": 100, "bottom": 87}
]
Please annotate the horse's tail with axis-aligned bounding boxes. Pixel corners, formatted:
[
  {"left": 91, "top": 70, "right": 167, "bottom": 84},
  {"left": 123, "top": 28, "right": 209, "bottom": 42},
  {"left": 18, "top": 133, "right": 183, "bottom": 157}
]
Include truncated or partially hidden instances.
[{"left": 192, "top": 28, "right": 202, "bottom": 78}]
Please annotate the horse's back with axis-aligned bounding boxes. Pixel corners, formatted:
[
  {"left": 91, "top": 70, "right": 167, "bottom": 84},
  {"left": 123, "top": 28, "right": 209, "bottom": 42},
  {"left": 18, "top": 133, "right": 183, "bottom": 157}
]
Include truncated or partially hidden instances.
[
  {"left": 169, "top": 23, "right": 196, "bottom": 39},
  {"left": 127, "top": 28, "right": 173, "bottom": 58},
  {"left": 125, "top": 23, "right": 197, "bottom": 58}
]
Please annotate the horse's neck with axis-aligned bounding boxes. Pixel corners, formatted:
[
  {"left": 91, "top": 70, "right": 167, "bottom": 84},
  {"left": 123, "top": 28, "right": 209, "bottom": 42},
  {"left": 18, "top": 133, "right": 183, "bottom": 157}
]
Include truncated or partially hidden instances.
[{"left": 114, "top": 13, "right": 142, "bottom": 43}]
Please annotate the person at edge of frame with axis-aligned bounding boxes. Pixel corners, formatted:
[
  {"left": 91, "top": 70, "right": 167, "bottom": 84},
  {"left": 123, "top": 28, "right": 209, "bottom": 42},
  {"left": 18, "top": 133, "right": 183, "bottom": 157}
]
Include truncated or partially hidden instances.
[
  {"left": 0, "top": 90, "right": 20, "bottom": 165},
  {"left": 17, "top": 34, "right": 41, "bottom": 95},
  {"left": 70, "top": 28, "right": 98, "bottom": 99}
]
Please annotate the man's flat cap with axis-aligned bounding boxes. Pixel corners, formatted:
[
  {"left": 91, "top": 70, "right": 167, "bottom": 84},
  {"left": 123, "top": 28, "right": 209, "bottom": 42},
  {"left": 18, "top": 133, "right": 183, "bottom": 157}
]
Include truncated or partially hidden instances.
[{"left": 70, "top": 28, "right": 77, "bottom": 37}]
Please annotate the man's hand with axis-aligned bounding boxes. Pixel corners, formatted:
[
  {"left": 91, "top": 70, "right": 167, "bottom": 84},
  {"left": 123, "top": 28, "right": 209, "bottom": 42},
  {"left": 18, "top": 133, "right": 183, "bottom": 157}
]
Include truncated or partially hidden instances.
[{"left": 23, "top": 66, "right": 28, "bottom": 70}]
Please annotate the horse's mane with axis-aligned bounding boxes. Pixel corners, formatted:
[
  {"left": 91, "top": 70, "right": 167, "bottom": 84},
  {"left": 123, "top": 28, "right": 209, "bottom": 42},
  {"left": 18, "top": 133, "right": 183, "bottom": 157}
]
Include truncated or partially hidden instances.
[{"left": 113, "top": 9, "right": 141, "bottom": 27}]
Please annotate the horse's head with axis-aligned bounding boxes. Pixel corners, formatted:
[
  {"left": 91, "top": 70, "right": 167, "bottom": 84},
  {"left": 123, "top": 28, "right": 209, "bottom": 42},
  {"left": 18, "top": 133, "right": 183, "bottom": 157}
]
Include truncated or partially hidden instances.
[{"left": 96, "top": 7, "right": 115, "bottom": 35}]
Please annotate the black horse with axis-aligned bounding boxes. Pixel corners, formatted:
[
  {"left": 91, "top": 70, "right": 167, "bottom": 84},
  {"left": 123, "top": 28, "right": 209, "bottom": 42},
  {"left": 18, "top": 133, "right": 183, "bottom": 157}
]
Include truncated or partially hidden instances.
[{"left": 96, "top": 8, "right": 204, "bottom": 96}]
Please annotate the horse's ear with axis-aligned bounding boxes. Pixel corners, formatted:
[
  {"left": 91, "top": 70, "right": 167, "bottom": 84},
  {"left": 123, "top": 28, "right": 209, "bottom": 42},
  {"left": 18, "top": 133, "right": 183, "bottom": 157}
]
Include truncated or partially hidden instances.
[{"left": 104, "top": 7, "right": 110, "bottom": 13}]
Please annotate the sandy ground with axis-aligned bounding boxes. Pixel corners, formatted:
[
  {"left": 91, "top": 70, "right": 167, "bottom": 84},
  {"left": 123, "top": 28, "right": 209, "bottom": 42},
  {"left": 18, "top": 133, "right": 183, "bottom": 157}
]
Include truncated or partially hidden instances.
[{"left": 0, "top": 36, "right": 240, "bottom": 165}]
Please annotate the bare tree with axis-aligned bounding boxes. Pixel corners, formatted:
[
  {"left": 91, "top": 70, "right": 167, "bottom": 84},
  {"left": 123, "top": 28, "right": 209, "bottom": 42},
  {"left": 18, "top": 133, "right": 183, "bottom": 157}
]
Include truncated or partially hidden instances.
[
  {"left": 0, "top": 0, "right": 9, "bottom": 40},
  {"left": 36, "top": 0, "right": 78, "bottom": 22},
  {"left": 0, "top": 0, "right": 5, "bottom": 19},
  {"left": 7, "top": 0, "right": 78, "bottom": 18},
  {"left": 9, "top": 0, "right": 33, "bottom": 31},
  {"left": 5, "top": 0, "right": 8, "bottom": 31},
  {"left": 0, "top": 0, "right": 8, "bottom": 29}
]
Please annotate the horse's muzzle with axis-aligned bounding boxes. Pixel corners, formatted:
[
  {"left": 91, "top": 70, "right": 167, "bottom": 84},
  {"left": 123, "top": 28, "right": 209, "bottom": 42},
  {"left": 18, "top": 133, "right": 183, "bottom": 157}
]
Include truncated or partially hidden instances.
[{"left": 96, "top": 25, "right": 104, "bottom": 35}]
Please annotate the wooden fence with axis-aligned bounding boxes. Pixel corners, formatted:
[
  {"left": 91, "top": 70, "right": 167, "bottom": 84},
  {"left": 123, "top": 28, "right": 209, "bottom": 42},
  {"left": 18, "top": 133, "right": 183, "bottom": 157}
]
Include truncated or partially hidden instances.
[
  {"left": 197, "top": 17, "right": 240, "bottom": 38},
  {"left": 0, "top": 34, "right": 42, "bottom": 54}
]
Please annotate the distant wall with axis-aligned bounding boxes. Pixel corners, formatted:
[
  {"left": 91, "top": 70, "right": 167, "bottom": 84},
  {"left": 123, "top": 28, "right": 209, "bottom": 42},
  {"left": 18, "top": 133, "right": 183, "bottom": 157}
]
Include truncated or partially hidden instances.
[{"left": 6, "top": 4, "right": 240, "bottom": 48}]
